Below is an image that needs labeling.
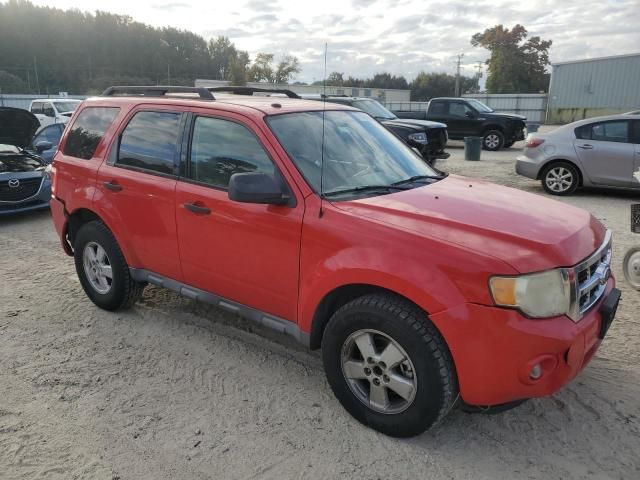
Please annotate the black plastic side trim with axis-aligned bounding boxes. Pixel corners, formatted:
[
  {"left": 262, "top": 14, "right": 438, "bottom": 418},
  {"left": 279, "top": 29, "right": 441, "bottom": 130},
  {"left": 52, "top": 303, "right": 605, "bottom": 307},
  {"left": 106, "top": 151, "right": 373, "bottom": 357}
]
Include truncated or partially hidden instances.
[{"left": 129, "top": 268, "right": 310, "bottom": 347}]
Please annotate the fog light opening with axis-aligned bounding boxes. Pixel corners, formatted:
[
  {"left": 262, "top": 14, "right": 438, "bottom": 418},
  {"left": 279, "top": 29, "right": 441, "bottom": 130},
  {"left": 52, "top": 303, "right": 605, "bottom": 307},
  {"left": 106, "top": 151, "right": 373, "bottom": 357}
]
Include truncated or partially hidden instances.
[{"left": 529, "top": 364, "right": 543, "bottom": 380}]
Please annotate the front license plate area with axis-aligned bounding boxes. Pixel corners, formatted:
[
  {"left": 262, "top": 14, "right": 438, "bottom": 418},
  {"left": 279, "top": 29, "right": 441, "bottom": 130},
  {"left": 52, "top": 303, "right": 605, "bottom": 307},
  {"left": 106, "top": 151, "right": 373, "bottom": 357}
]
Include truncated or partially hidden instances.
[{"left": 598, "top": 288, "right": 621, "bottom": 339}]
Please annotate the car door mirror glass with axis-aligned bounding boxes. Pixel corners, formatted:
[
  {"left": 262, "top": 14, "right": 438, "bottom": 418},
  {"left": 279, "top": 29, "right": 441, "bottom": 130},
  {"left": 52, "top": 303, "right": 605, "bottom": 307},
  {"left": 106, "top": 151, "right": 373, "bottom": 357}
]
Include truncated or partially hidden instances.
[
  {"left": 228, "top": 172, "right": 290, "bottom": 205},
  {"left": 35, "top": 140, "right": 53, "bottom": 153}
]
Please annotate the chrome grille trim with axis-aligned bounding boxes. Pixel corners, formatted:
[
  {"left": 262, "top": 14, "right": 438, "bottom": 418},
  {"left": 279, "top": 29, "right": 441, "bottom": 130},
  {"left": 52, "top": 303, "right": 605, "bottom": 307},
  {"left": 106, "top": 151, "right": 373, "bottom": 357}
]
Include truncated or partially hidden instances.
[{"left": 567, "top": 230, "right": 612, "bottom": 322}]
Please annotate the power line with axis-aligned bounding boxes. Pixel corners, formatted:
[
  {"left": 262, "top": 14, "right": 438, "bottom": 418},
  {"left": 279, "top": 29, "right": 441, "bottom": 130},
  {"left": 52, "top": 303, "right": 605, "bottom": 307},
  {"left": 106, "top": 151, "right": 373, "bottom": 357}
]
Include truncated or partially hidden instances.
[{"left": 454, "top": 53, "right": 464, "bottom": 97}]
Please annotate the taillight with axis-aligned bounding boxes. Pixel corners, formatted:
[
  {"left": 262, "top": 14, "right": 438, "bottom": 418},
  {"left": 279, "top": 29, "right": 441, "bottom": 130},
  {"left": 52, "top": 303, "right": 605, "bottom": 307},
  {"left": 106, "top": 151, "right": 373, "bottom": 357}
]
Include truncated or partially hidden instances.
[{"left": 526, "top": 138, "right": 545, "bottom": 148}]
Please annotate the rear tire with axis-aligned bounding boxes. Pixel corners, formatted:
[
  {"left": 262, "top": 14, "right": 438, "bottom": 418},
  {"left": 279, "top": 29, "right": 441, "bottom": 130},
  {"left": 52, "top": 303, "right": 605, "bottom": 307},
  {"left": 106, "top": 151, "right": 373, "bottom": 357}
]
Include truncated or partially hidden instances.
[
  {"left": 74, "top": 220, "right": 145, "bottom": 310},
  {"left": 483, "top": 130, "right": 504, "bottom": 151},
  {"left": 541, "top": 161, "right": 579, "bottom": 196},
  {"left": 322, "top": 293, "right": 457, "bottom": 437}
]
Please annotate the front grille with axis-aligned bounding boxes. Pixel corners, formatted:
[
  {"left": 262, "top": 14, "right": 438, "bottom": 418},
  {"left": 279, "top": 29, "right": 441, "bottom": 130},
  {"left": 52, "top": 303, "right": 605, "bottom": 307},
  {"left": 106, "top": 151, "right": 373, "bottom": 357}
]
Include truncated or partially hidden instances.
[
  {"left": 632, "top": 204, "right": 640, "bottom": 234},
  {"left": 570, "top": 231, "right": 612, "bottom": 321},
  {"left": 0, "top": 177, "right": 42, "bottom": 202},
  {"left": 427, "top": 128, "right": 448, "bottom": 152}
]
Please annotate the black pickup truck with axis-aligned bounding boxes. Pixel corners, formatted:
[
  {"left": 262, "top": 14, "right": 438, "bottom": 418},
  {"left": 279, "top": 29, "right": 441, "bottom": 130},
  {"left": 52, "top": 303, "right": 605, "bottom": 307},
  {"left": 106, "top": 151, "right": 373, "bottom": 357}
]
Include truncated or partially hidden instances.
[
  {"left": 394, "top": 97, "right": 526, "bottom": 151},
  {"left": 308, "top": 96, "right": 449, "bottom": 164}
]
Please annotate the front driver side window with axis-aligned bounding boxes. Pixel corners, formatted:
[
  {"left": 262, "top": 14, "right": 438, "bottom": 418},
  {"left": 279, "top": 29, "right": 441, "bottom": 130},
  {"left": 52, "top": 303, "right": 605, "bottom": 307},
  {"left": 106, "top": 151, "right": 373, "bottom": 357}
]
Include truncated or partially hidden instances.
[
  {"left": 188, "top": 116, "right": 275, "bottom": 189},
  {"left": 43, "top": 103, "right": 55, "bottom": 117},
  {"left": 449, "top": 103, "right": 472, "bottom": 117}
]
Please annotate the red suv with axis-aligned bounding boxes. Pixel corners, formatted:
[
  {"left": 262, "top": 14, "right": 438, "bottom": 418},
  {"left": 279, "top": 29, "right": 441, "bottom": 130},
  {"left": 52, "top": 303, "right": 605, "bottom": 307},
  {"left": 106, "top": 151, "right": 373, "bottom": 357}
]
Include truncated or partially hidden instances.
[{"left": 50, "top": 86, "right": 621, "bottom": 437}]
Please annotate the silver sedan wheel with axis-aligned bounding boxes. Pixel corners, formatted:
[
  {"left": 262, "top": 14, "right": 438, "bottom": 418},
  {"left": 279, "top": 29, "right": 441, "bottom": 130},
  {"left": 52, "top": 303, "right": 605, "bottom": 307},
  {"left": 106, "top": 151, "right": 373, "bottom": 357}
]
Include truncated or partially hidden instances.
[
  {"left": 484, "top": 134, "right": 501, "bottom": 149},
  {"left": 545, "top": 166, "right": 574, "bottom": 193},
  {"left": 341, "top": 329, "right": 417, "bottom": 414},
  {"left": 623, "top": 247, "right": 640, "bottom": 290},
  {"left": 83, "top": 241, "right": 113, "bottom": 294}
]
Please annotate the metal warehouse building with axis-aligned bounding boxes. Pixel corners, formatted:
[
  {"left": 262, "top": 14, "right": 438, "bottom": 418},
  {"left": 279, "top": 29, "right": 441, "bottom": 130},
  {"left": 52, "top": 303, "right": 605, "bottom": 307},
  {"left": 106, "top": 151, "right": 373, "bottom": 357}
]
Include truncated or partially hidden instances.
[{"left": 546, "top": 53, "right": 640, "bottom": 124}]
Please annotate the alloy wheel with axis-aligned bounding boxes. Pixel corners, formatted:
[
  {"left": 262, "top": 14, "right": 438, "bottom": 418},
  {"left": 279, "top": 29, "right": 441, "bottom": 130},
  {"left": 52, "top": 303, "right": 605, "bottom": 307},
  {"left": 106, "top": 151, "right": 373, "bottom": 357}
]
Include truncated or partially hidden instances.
[
  {"left": 623, "top": 247, "right": 640, "bottom": 290},
  {"left": 340, "top": 329, "right": 417, "bottom": 414},
  {"left": 545, "top": 166, "right": 574, "bottom": 193},
  {"left": 83, "top": 241, "right": 113, "bottom": 294},
  {"left": 484, "top": 134, "right": 501, "bottom": 149}
]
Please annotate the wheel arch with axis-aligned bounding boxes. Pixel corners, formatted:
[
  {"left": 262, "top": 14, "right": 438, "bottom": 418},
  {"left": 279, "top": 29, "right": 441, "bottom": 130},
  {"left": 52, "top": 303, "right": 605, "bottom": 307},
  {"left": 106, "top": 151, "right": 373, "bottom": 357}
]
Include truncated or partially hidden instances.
[{"left": 537, "top": 158, "right": 584, "bottom": 186}]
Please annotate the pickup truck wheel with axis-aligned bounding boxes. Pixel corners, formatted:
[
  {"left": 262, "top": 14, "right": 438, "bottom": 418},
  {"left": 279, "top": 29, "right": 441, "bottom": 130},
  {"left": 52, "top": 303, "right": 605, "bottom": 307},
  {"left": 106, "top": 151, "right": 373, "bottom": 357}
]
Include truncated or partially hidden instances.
[
  {"left": 73, "top": 220, "right": 146, "bottom": 311},
  {"left": 541, "top": 162, "right": 579, "bottom": 195},
  {"left": 483, "top": 130, "right": 504, "bottom": 151},
  {"left": 322, "top": 293, "right": 457, "bottom": 437}
]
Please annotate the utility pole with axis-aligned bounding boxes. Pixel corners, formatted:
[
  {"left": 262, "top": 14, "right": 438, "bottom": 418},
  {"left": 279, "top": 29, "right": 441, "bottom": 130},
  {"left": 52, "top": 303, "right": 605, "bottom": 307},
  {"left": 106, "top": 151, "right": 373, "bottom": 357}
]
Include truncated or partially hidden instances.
[
  {"left": 454, "top": 53, "right": 464, "bottom": 97},
  {"left": 167, "top": 63, "right": 171, "bottom": 85},
  {"left": 475, "top": 61, "right": 483, "bottom": 93},
  {"left": 33, "top": 56, "right": 41, "bottom": 94}
]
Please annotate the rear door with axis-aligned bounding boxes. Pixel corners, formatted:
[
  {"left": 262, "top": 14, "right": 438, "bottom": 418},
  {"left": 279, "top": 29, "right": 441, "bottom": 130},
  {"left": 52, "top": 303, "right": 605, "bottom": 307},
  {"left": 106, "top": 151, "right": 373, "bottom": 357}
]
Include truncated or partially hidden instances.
[
  {"left": 96, "top": 107, "right": 186, "bottom": 281},
  {"left": 633, "top": 120, "right": 640, "bottom": 188},
  {"left": 574, "top": 120, "right": 634, "bottom": 187},
  {"left": 175, "top": 110, "right": 303, "bottom": 321}
]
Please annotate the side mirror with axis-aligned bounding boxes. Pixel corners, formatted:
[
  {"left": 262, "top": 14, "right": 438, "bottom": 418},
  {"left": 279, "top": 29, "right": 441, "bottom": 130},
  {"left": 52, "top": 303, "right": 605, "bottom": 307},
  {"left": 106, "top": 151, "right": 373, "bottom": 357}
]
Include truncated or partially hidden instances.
[
  {"left": 35, "top": 140, "right": 53, "bottom": 153},
  {"left": 228, "top": 172, "right": 291, "bottom": 206},
  {"left": 465, "top": 111, "right": 475, "bottom": 119}
]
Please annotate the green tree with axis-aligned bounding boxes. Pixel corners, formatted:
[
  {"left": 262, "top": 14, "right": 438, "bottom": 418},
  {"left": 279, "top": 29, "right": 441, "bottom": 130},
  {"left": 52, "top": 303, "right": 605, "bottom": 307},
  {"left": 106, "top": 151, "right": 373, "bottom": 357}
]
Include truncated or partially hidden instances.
[
  {"left": 471, "top": 24, "right": 552, "bottom": 93},
  {"left": 409, "top": 72, "right": 476, "bottom": 100},
  {"left": 0, "top": 70, "right": 30, "bottom": 93},
  {"left": 274, "top": 55, "right": 301, "bottom": 84},
  {"left": 248, "top": 53, "right": 274, "bottom": 82}
]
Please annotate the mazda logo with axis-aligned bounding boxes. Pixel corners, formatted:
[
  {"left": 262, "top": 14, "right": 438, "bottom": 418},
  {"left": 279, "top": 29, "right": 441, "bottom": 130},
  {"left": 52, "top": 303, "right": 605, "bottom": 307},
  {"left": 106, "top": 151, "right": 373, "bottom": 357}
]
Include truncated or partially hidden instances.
[{"left": 8, "top": 179, "right": 20, "bottom": 188}]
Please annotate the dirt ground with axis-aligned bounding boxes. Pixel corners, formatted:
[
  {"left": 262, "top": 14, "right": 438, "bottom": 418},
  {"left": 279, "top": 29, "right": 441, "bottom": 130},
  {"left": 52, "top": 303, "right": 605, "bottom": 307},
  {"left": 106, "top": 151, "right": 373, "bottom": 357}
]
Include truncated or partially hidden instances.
[{"left": 1, "top": 132, "right": 639, "bottom": 480}]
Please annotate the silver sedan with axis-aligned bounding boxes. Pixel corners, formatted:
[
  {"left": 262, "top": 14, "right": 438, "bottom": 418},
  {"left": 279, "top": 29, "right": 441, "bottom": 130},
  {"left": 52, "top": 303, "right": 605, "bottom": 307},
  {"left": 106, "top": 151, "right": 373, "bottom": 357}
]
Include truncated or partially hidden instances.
[{"left": 516, "top": 114, "right": 640, "bottom": 195}]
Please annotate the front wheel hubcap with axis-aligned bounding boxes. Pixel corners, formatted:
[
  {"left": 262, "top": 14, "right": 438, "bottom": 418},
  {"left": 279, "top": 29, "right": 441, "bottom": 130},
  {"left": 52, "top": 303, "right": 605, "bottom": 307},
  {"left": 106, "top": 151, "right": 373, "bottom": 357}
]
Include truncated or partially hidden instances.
[
  {"left": 485, "top": 134, "right": 500, "bottom": 148},
  {"left": 545, "top": 167, "right": 573, "bottom": 192},
  {"left": 623, "top": 248, "right": 640, "bottom": 289},
  {"left": 83, "top": 242, "right": 113, "bottom": 294},
  {"left": 341, "top": 329, "right": 417, "bottom": 414}
]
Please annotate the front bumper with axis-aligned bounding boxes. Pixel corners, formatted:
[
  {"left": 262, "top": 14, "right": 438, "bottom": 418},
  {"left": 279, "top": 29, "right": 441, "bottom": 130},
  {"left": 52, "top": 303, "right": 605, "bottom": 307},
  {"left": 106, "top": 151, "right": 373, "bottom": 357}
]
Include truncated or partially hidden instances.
[
  {"left": 0, "top": 180, "right": 51, "bottom": 216},
  {"left": 431, "top": 279, "right": 617, "bottom": 406}
]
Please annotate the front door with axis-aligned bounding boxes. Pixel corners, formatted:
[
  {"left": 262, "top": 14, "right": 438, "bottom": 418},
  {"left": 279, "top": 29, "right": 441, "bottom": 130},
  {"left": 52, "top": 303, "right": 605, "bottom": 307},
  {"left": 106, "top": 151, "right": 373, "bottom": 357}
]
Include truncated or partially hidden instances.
[
  {"left": 96, "top": 108, "right": 185, "bottom": 281},
  {"left": 175, "top": 111, "right": 303, "bottom": 321},
  {"left": 574, "top": 119, "right": 634, "bottom": 187},
  {"left": 633, "top": 120, "right": 640, "bottom": 189}
]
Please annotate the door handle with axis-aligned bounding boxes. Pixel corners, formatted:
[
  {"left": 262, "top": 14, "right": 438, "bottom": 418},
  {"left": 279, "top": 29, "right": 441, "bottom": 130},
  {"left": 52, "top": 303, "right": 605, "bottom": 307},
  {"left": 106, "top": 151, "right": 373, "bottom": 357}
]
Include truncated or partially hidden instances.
[
  {"left": 577, "top": 144, "right": 593, "bottom": 150},
  {"left": 103, "top": 180, "right": 123, "bottom": 192},
  {"left": 184, "top": 202, "right": 211, "bottom": 215}
]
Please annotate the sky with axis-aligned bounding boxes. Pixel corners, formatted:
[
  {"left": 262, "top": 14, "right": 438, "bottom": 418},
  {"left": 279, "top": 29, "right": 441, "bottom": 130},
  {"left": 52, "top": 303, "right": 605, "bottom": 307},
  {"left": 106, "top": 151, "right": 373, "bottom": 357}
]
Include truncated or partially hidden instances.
[{"left": 32, "top": 0, "right": 640, "bottom": 83}]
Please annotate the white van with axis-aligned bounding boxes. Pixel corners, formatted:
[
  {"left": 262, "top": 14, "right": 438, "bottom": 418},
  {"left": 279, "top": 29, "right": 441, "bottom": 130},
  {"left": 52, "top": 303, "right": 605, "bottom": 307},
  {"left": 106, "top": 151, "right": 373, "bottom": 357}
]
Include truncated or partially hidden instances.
[{"left": 29, "top": 99, "right": 82, "bottom": 127}]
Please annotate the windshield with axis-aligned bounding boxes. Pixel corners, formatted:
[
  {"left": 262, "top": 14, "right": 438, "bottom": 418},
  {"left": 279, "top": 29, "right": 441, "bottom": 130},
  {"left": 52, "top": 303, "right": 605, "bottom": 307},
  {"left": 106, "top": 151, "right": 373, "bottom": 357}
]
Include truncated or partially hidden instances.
[
  {"left": 54, "top": 101, "right": 80, "bottom": 113},
  {"left": 267, "top": 110, "right": 440, "bottom": 198},
  {"left": 466, "top": 99, "right": 493, "bottom": 113},
  {"left": 353, "top": 99, "right": 396, "bottom": 120}
]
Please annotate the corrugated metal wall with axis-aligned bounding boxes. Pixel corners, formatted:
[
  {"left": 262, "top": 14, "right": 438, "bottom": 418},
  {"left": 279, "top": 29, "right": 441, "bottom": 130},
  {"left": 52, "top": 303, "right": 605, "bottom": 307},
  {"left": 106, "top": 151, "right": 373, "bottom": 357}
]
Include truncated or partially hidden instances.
[
  {"left": 547, "top": 53, "right": 640, "bottom": 123},
  {"left": 0, "top": 94, "right": 87, "bottom": 110}
]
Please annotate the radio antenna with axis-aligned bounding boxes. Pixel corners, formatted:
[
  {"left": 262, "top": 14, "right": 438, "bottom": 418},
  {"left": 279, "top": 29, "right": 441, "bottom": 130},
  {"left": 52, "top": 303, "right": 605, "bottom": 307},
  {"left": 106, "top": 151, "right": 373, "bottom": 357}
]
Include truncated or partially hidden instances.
[{"left": 319, "top": 42, "right": 328, "bottom": 218}]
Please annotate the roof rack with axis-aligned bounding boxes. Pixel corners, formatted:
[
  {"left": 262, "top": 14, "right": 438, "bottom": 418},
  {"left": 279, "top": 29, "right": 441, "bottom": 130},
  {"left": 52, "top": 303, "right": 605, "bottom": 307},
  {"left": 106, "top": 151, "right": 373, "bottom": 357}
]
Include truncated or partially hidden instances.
[
  {"left": 101, "top": 86, "right": 215, "bottom": 100},
  {"left": 206, "top": 86, "right": 300, "bottom": 99}
]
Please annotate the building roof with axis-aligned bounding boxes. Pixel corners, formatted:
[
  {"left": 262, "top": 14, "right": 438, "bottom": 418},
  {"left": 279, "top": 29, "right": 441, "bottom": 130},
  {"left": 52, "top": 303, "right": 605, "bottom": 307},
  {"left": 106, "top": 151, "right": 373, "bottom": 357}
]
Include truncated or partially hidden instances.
[{"left": 552, "top": 52, "right": 640, "bottom": 67}]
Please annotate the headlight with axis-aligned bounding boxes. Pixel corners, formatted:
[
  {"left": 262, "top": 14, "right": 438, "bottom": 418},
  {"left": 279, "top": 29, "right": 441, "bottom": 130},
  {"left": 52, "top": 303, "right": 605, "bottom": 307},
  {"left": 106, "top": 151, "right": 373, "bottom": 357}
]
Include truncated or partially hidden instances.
[
  {"left": 408, "top": 132, "right": 428, "bottom": 144},
  {"left": 489, "top": 269, "right": 571, "bottom": 318},
  {"left": 43, "top": 164, "right": 53, "bottom": 181}
]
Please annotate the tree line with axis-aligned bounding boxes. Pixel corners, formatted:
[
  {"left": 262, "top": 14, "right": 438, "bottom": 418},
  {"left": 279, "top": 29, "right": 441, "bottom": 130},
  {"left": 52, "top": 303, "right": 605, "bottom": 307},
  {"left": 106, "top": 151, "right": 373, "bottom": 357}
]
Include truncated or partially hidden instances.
[
  {"left": 0, "top": 1, "right": 551, "bottom": 98},
  {"left": 0, "top": 0, "right": 300, "bottom": 94}
]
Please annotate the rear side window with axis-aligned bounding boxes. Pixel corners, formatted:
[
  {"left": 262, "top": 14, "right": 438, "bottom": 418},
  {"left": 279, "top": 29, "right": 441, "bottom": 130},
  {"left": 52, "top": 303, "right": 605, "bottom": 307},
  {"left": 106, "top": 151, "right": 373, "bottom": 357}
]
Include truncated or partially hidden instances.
[
  {"left": 31, "top": 102, "right": 43, "bottom": 114},
  {"left": 575, "top": 121, "right": 629, "bottom": 143},
  {"left": 63, "top": 107, "right": 120, "bottom": 160},
  {"left": 632, "top": 121, "right": 640, "bottom": 144},
  {"left": 430, "top": 101, "right": 446, "bottom": 115},
  {"left": 188, "top": 116, "right": 275, "bottom": 189},
  {"left": 117, "top": 111, "right": 182, "bottom": 175}
]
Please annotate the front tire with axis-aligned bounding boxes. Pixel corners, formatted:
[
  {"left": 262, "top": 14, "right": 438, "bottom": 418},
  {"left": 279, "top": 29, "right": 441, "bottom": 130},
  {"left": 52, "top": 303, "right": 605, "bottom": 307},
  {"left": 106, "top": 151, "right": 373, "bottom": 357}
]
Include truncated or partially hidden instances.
[
  {"left": 322, "top": 294, "right": 457, "bottom": 437},
  {"left": 74, "top": 220, "right": 145, "bottom": 310},
  {"left": 541, "top": 161, "right": 579, "bottom": 195},
  {"left": 483, "top": 130, "right": 505, "bottom": 151}
]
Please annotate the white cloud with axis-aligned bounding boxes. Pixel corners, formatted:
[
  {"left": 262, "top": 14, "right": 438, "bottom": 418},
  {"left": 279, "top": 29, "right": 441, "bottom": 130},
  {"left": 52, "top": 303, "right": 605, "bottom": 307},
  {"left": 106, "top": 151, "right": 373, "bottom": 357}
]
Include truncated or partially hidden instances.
[{"left": 32, "top": 0, "right": 640, "bottom": 82}]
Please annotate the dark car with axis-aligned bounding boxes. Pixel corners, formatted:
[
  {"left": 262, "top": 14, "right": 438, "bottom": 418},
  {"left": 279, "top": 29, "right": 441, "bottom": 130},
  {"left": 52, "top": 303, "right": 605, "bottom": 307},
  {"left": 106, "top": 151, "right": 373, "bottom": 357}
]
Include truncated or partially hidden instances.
[
  {"left": 394, "top": 98, "right": 526, "bottom": 151},
  {"left": 0, "top": 107, "right": 52, "bottom": 215},
  {"left": 305, "top": 95, "right": 449, "bottom": 164},
  {"left": 27, "top": 123, "right": 65, "bottom": 163}
]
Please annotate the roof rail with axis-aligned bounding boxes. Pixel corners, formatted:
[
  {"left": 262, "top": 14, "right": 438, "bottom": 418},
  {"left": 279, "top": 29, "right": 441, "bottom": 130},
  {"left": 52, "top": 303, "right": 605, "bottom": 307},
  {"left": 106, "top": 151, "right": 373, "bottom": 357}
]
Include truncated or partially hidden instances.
[
  {"left": 101, "top": 86, "right": 215, "bottom": 100},
  {"left": 206, "top": 86, "right": 301, "bottom": 99}
]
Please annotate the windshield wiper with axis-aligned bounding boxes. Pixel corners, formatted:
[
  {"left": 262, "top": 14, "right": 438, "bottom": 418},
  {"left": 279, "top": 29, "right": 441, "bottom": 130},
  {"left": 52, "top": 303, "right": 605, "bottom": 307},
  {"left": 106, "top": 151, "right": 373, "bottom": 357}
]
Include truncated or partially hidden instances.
[
  {"left": 323, "top": 184, "right": 410, "bottom": 198},
  {"left": 391, "top": 174, "right": 445, "bottom": 186}
]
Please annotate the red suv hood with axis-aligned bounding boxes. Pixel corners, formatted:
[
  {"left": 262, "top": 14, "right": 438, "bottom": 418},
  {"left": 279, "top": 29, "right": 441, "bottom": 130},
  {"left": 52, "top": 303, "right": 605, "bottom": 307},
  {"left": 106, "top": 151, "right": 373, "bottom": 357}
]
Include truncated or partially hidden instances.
[{"left": 334, "top": 175, "right": 606, "bottom": 273}]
